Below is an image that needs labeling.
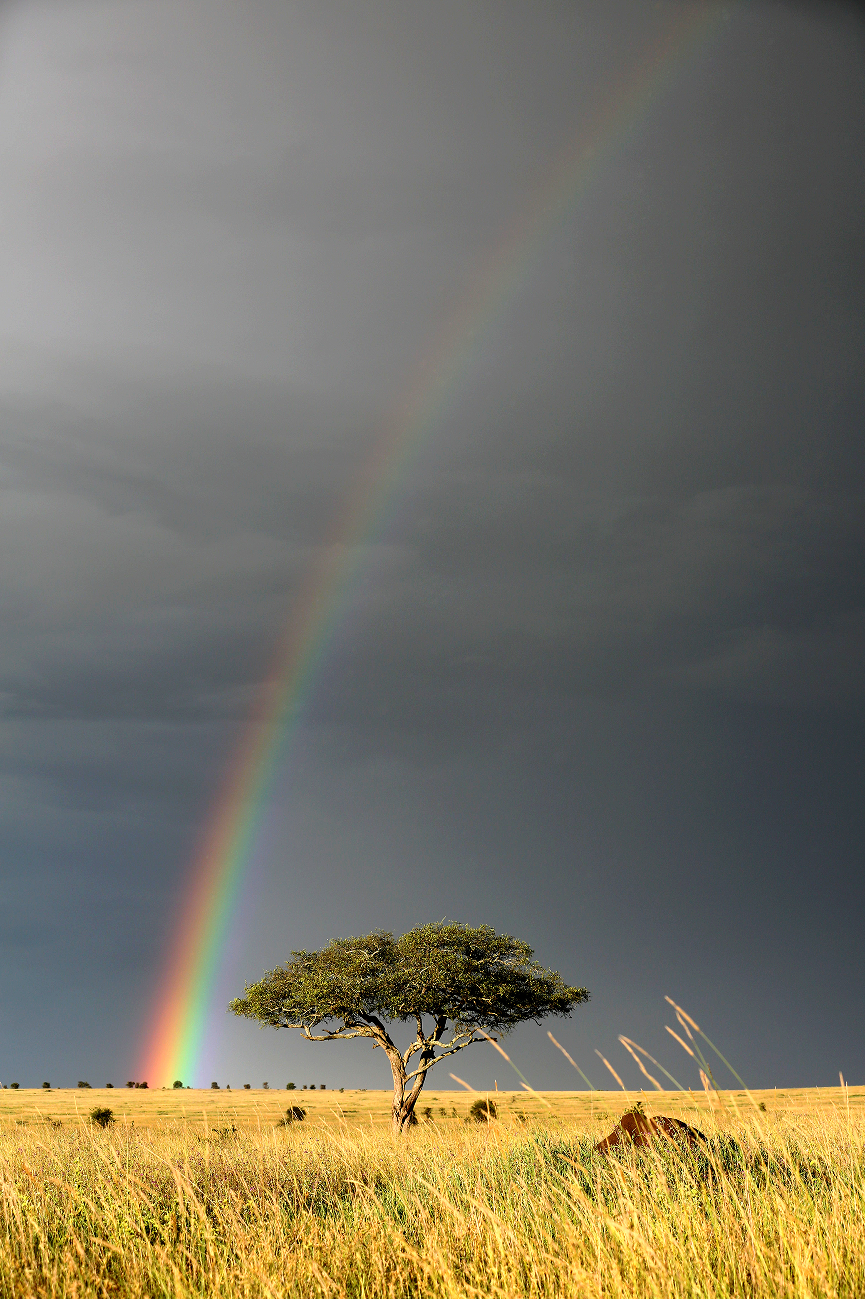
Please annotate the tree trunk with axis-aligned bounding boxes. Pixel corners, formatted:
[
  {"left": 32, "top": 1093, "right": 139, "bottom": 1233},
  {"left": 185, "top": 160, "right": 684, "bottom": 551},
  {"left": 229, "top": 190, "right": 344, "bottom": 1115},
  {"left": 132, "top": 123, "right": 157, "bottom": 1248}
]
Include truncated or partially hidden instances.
[
  {"left": 386, "top": 1048, "right": 429, "bottom": 1134},
  {"left": 388, "top": 1048, "right": 410, "bottom": 1134},
  {"left": 388, "top": 1043, "right": 435, "bottom": 1134}
]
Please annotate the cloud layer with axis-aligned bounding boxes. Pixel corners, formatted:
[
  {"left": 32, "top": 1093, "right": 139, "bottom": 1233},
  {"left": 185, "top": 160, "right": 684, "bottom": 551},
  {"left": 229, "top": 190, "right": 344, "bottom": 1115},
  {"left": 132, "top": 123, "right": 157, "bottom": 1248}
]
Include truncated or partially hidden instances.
[{"left": 0, "top": 0, "right": 863, "bottom": 1089}]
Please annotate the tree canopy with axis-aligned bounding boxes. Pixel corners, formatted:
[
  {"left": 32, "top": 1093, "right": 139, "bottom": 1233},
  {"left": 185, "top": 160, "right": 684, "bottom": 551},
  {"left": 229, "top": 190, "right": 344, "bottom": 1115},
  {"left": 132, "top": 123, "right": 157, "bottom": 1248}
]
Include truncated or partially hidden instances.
[{"left": 230, "top": 923, "right": 589, "bottom": 1133}]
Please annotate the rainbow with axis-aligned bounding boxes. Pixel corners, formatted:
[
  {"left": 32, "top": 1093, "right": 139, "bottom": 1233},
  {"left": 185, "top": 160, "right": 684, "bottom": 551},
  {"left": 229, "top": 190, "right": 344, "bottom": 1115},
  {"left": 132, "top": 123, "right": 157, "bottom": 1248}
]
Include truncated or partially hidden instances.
[{"left": 140, "top": 4, "right": 729, "bottom": 1087}]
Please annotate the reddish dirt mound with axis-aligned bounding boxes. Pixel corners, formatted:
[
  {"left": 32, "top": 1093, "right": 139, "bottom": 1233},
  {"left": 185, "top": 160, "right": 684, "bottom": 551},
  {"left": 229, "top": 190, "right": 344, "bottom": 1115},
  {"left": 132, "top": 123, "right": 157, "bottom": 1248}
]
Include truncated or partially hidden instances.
[{"left": 594, "top": 1109, "right": 706, "bottom": 1153}]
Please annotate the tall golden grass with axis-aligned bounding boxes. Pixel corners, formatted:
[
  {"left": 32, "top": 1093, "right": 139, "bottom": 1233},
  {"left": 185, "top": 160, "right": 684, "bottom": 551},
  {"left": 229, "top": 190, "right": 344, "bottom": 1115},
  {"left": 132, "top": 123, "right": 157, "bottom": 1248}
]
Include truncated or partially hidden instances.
[{"left": 1, "top": 1097, "right": 862, "bottom": 1297}]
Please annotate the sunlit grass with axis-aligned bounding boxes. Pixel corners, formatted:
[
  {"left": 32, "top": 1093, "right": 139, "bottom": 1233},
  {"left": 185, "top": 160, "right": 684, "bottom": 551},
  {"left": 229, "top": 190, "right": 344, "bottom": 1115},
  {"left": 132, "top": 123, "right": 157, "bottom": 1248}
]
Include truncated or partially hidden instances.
[{"left": 1, "top": 1094, "right": 863, "bottom": 1297}]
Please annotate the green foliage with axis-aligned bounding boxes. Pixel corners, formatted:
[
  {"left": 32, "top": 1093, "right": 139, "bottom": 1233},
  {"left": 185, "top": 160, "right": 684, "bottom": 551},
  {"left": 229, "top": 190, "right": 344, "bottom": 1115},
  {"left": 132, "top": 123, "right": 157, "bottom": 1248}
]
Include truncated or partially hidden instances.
[
  {"left": 230, "top": 923, "right": 588, "bottom": 1034},
  {"left": 173, "top": 1080, "right": 183, "bottom": 1089},
  {"left": 77, "top": 1081, "right": 91, "bottom": 1088},
  {"left": 41, "top": 1082, "right": 50, "bottom": 1089},
  {"left": 10, "top": 1084, "right": 18, "bottom": 1090},
  {"left": 286, "top": 1082, "right": 296, "bottom": 1089},
  {"left": 89, "top": 1107, "right": 114, "bottom": 1128}
]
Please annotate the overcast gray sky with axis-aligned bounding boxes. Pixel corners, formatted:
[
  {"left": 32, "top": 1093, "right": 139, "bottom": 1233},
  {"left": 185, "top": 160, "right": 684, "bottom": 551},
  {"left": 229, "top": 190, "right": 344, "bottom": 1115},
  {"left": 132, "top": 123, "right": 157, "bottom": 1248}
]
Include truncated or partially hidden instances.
[{"left": 1, "top": 0, "right": 863, "bottom": 1092}]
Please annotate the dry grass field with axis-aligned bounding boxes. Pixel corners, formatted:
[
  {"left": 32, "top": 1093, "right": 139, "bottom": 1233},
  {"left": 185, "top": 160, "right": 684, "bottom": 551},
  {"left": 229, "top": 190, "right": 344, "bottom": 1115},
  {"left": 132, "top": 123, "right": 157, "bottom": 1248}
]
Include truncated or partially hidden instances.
[
  {"left": 1, "top": 1085, "right": 862, "bottom": 1299},
  {"left": 1, "top": 1084, "right": 862, "bottom": 1131},
  {"left": 2, "top": 1084, "right": 863, "bottom": 1297}
]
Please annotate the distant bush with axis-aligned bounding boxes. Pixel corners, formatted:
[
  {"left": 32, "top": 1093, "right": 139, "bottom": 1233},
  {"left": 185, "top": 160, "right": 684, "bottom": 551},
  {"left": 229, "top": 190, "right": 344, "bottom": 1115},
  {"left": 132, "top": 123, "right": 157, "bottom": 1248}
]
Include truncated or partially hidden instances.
[
  {"left": 244, "top": 1083, "right": 250, "bottom": 1090},
  {"left": 173, "top": 1080, "right": 183, "bottom": 1089},
  {"left": 10, "top": 1083, "right": 19, "bottom": 1090},
  {"left": 276, "top": 1106, "right": 306, "bottom": 1127},
  {"left": 136, "top": 1082, "right": 148, "bottom": 1089},
  {"left": 126, "top": 1081, "right": 135, "bottom": 1088},
  {"left": 106, "top": 1083, "right": 114, "bottom": 1088},
  {"left": 211, "top": 1082, "right": 220, "bottom": 1089},
  {"left": 89, "top": 1107, "right": 114, "bottom": 1128},
  {"left": 286, "top": 1082, "right": 296, "bottom": 1089},
  {"left": 42, "top": 1082, "right": 50, "bottom": 1090},
  {"left": 468, "top": 1098, "right": 497, "bottom": 1123},
  {"left": 321, "top": 1084, "right": 326, "bottom": 1090},
  {"left": 77, "top": 1081, "right": 91, "bottom": 1088},
  {"left": 310, "top": 1084, "right": 316, "bottom": 1090},
  {"left": 262, "top": 1082, "right": 269, "bottom": 1089}
]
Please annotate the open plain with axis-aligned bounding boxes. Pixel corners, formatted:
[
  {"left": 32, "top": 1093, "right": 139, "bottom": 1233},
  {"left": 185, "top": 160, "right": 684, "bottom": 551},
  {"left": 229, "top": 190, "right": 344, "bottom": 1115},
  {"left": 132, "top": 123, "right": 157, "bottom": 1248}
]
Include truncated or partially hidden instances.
[
  {"left": 2, "top": 1086, "right": 863, "bottom": 1297},
  {"left": 1, "top": 1084, "right": 862, "bottom": 1131}
]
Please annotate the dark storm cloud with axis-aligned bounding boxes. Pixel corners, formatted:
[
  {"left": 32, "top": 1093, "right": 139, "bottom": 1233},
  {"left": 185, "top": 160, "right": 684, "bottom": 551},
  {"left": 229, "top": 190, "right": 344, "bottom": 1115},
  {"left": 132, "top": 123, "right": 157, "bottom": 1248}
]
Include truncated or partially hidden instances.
[{"left": 0, "top": 0, "right": 863, "bottom": 1088}]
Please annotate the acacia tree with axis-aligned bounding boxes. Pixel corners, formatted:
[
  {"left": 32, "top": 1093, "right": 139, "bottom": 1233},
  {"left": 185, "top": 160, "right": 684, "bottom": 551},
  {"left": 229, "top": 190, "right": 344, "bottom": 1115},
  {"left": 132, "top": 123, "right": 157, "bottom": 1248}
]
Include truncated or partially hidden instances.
[{"left": 229, "top": 923, "right": 589, "bottom": 1134}]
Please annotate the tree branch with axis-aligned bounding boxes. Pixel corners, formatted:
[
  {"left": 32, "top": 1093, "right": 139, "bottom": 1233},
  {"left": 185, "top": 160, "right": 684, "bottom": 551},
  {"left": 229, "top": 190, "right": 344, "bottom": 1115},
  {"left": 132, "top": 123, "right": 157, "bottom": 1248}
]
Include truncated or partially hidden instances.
[
  {"left": 405, "top": 1031, "right": 484, "bottom": 1081},
  {"left": 404, "top": 1016, "right": 450, "bottom": 1105},
  {"left": 357, "top": 1013, "right": 397, "bottom": 1053},
  {"left": 300, "top": 1025, "right": 378, "bottom": 1043}
]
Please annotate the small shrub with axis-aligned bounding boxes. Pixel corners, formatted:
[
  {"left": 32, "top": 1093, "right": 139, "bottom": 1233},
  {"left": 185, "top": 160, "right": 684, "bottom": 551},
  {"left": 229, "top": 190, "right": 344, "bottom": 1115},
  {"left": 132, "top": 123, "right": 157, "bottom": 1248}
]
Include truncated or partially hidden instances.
[
  {"left": 106, "top": 1083, "right": 113, "bottom": 1088},
  {"left": 77, "top": 1081, "right": 91, "bottom": 1088},
  {"left": 310, "top": 1084, "right": 316, "bottom": 1090},
  {"left": 126, "top": 1081, "right": 135, "bottom": 1088},
  {"left": 89, "top": 1107, "right": 114, "bottom": 1128},
  {"left": 210, "top": 1125, "right": 237, "bottom": 1140},
  {"left": 276, "top": 1106, "right": 307, "bottom": 1127},
  {"left": 137, "top": 1081, "right": 148, "bottom": 1089},
  {"left": 263, "top": 1082, "right": 269, "bottom": 1089},
  {"left": 321, "top": 1083, "right": 326, "bottom": 1090},
  {"left": 42, "top": 1082, "right": 50, "bottom": 1089},
  {"left": 211, "top": 1082, "right": 220, "bottom": 1089},
  {"left": 244, "top": 1083, "right": 250, "bottom": 1090},
  {"left": 173, "top": 1080, "right": 184, "bottom": 1089},
  {"left": 10, "top": 1083, "right": 19, "bottom": 1090},
  {"left": 287, "top": 1082, "right": 296, "bottom": 1089},
  {"left": 468, "top": 1098, "right": 497, "bottom": 1123}
]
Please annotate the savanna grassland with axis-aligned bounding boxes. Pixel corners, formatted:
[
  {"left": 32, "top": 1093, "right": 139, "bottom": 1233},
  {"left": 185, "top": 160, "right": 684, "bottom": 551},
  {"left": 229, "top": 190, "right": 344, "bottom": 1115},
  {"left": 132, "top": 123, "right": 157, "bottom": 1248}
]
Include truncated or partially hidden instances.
[{"left": 1, "top": 1087, "right": 863, "bottom": 1298}]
